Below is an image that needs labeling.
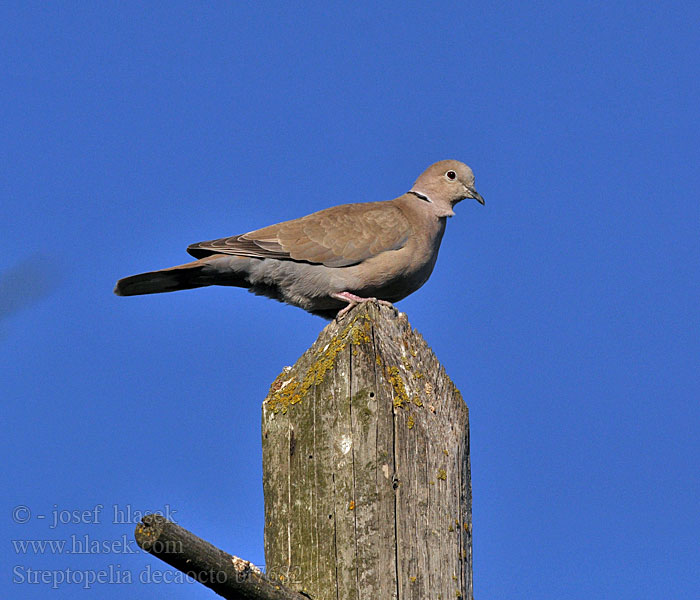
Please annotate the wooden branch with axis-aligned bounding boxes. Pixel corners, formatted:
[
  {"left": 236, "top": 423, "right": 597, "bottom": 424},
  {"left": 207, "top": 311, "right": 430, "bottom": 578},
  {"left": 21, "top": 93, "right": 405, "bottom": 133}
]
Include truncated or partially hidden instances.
[{"left": 135, "top": 514, "right": 307, "bottom": 600}]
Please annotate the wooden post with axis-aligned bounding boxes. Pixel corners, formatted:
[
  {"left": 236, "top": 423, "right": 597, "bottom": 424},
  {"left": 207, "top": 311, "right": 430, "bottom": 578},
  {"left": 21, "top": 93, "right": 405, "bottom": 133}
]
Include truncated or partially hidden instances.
[{"left": 262, "top": 302, "right": 472, "bottom": 599}]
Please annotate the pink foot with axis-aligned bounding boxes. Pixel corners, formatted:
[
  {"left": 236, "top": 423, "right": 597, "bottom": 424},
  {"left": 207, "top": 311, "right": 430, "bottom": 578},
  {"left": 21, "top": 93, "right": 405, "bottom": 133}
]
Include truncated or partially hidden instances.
[{"left": 332, "top": 292, "right": 396, "bottom": 320}]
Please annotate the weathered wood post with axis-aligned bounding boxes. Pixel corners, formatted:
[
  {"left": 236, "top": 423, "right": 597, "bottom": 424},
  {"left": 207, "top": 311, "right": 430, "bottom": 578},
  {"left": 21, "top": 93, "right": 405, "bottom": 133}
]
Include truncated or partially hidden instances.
[{"left": 262, "top": 302, "right": 472, "bottom": 599}]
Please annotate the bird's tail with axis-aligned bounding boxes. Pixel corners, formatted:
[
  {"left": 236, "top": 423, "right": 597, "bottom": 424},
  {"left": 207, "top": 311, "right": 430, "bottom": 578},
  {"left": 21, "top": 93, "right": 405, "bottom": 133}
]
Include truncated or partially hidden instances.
[{"left": 114, "top": 260, "right": 215, "bottom": 296}]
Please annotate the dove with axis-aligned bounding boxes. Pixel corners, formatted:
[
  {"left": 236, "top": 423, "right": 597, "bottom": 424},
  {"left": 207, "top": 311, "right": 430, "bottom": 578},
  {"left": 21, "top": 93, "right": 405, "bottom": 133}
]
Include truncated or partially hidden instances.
[{"left": 114, "top": 160, "right": 484, "bottom": 319}]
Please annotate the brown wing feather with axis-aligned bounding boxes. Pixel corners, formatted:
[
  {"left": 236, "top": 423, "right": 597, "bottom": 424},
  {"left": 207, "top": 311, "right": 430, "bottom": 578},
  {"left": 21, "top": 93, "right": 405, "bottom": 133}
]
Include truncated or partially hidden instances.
[{"left": 187, "top": 201, "right": 411, "bottom": 267}]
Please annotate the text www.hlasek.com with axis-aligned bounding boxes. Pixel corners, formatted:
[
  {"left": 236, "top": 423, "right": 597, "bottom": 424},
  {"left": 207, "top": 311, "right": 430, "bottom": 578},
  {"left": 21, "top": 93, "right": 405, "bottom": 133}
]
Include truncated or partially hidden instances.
[{"left": 12, "top": 534, "right": 155, "bottom": 555}]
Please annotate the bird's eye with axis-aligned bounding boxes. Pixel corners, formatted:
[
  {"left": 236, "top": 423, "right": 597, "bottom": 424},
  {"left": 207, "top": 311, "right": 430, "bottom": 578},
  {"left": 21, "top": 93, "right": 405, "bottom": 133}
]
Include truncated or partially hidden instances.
[{"left": 446, "top": 170, "right": 457, "bottom": 180}]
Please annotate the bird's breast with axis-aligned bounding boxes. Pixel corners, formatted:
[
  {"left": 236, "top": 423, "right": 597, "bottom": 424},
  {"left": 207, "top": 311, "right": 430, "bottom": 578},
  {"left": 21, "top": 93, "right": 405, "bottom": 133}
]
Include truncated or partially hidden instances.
[{"left": 339, "top": 217, "right": 446, "bottom": 302}]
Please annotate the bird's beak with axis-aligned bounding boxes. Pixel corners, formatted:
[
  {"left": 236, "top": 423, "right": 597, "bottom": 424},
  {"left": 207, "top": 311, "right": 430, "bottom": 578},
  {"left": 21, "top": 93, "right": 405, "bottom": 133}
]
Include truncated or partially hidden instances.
[{"left": 466, "top": 186, "right": 485, "bottom": 205}]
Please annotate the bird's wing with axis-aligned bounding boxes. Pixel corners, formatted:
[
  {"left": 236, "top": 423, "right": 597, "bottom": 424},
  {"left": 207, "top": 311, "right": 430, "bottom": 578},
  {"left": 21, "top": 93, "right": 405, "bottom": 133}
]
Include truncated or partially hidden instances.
[{"left": 187, "top": 201, "right": 412, "bottom": 268}]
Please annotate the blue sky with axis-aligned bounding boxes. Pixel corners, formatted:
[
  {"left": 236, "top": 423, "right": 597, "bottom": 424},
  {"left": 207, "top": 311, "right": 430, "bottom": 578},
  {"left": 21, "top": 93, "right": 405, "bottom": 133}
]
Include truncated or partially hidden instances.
[{"left": 1, "top": 2, "right": 698, "bottom": 598}]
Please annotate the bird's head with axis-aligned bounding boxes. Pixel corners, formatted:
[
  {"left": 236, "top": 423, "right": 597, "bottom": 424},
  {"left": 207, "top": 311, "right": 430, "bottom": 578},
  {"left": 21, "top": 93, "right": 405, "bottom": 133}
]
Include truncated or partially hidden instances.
[{"left": 410, "top": 159, "right": 484, "bottom": 217}]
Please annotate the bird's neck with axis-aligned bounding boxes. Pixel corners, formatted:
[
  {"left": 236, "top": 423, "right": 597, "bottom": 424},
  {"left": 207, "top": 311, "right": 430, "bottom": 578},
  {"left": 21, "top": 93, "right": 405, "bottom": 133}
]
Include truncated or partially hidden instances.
[
  {"left": 408, "top": 190, "right": 433, "bottom": 203},
  {"left": 406, "top": 190, "right": 455, "bottom": 218}
]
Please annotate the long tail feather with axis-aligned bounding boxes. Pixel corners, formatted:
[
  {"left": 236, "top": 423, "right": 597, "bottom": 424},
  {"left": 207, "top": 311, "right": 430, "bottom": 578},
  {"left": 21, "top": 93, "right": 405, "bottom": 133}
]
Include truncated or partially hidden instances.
[{"left": 114, "top": 261, "right": 210, "bottom": 296}]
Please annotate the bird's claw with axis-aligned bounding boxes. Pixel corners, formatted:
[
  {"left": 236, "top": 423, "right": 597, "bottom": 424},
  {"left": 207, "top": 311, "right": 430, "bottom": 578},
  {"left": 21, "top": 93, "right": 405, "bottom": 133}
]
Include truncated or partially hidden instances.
[{"left": 333, "top": 292, "right": 397, "bottom": 321}]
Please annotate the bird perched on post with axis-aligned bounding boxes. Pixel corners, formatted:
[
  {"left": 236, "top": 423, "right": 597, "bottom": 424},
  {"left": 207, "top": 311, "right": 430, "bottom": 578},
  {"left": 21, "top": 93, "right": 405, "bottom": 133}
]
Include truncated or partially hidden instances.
[{"left": 114, "top": 159, "right": 484, "bottom": 319}]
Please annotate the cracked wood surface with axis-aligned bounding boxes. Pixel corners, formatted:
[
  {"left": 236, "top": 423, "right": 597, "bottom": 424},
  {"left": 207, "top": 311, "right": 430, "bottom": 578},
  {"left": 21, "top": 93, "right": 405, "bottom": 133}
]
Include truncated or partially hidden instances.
[{"left": 262, "top": 302, "right": 472, "bottom": 599}]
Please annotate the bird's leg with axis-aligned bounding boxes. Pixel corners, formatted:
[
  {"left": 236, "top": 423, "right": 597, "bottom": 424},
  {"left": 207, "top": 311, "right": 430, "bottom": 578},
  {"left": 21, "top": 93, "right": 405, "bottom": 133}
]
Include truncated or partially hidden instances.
[{"left": 332, "top": 292, "right": 396, "bottom": 320}]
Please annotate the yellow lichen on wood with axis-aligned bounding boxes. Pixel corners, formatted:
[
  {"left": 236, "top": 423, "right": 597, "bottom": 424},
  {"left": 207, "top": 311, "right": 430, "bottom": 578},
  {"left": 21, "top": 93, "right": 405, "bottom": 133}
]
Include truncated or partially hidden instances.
[
  {"left": 386, "top": 366, "right": 409, "bottom": 408},
  {"left": 265, "top": 314, "right": 372, "bottom": 414},
  {"left": 437, "top": 469, "right": 447, "bottom": 481},
  {"left": 407, "top": 414, "right": 415, "bottom": 429},
  {"left": 449, "top": 378, "right": 464, "bottom": 404},
  {"left": 350, "top": 316, "right": 372, "bottom": 345},
  {"left": 265, "top": 371, "right": 300, "bottom": 415}
]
